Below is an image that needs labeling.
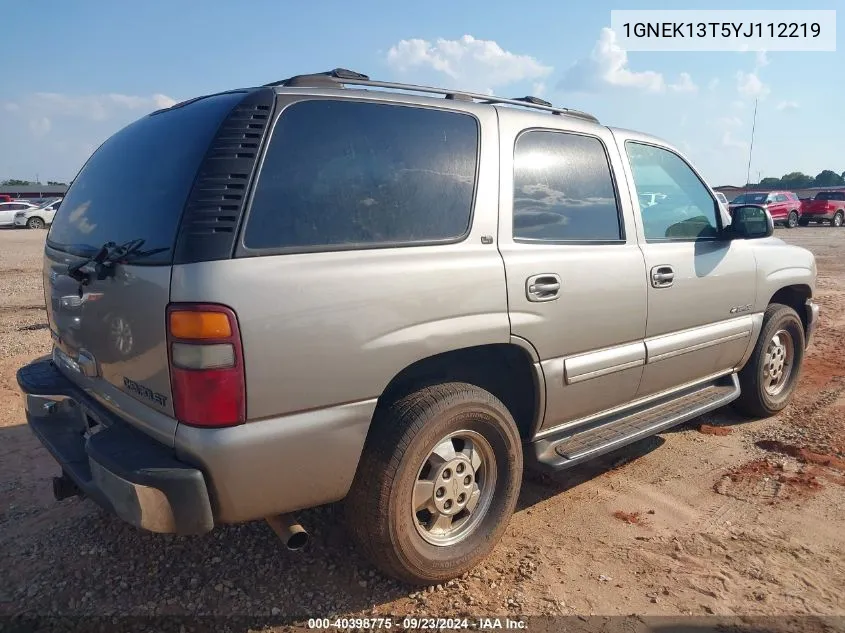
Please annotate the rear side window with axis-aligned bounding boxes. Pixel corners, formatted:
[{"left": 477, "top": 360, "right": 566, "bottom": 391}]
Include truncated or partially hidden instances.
[
  {"left": 512, "top": 131, "right": 622, "bottom": 242},
  {"left": 243, "top": 100, "right": 478, "bottom": 251},
  {"left": 47, "top": 92, "right": 246, "bottom": 264}
]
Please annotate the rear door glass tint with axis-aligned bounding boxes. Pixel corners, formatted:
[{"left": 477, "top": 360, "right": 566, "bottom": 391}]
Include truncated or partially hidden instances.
[
  {"left": 513, "top": 131, "right": 622, "bottom": 241},
  {"left": 243, "top": 100, "right": 478, "bottom": 250}
]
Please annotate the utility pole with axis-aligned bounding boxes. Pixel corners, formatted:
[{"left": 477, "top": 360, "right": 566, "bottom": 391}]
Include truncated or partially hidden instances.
[{"left": 744, "top": 98, "right": 758, "bottom": 190}]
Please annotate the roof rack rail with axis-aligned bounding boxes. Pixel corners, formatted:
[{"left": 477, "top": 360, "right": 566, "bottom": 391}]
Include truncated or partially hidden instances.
[{"left": 263, "top": 68, "right": 599, "bottom": 123}]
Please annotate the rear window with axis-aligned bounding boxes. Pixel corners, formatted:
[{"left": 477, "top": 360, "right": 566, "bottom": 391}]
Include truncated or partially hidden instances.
[
  {"left": 731, "top": 193, "right": 767, "bottom": 204},
  {"left": 242, "top": 100, "right": 478, "bottom": 251},
  {"left": 815, "top": 191, "right": 845, "bottom": 201},
  {"left": 47, "top": 92, "right": 245, "bottom": 264}
]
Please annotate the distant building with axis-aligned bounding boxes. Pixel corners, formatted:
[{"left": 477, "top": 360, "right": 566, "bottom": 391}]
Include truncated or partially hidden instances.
[{"left": 0, "top": 184, "right": 68, "bottom": 199}]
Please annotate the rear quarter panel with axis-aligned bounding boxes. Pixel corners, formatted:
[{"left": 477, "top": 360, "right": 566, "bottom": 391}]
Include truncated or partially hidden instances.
[{"left": 170, "top": 101, "right": 509, "bottom": 420}]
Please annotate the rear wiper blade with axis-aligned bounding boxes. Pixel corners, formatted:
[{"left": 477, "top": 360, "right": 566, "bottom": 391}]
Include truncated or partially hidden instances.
[{"left": 66, "top": 239, "right": 169, "bottom": 285}]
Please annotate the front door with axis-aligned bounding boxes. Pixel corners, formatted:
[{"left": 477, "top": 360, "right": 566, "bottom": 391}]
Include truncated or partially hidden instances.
[
  {"left": 616, "top": 135, "right": 757, "bottom": 397},
  {"left": 497, "top": 116, "right": 648, "bottom": 433}
]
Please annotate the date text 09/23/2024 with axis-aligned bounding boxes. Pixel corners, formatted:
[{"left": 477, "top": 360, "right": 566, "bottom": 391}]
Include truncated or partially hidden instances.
[{"left": 307, "top": 617, "right": 527, "bottom": 630}]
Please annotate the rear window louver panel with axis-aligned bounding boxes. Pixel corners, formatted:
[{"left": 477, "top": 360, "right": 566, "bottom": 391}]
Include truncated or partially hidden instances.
[{"left": 173, "top": 89, "right": 275, "bottom": 264}]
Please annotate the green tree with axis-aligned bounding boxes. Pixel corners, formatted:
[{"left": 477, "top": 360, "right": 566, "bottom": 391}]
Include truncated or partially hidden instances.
[
  {"left": 759, "top": 177, "right": 781, "bottom": 188},
  {"left": 812, "top": 170, "right": 844, "bottom": 188},
  {"left": 46, "top": 181, "right": 67, "bottom": 186},
  {"left": 779, "top": 172, "right": 814, "bottom": 189},
  {"left": 1, "top": 179, "right": 33, "bottom": 186}
]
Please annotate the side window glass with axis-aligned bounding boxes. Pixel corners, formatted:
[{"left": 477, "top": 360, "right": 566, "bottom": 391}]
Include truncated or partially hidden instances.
[
  {"left": 776, "top": 194, "right": 787, "bottom": 202},
  {"left": 625, "top": 142, "right": 719, "bottom": 241},
  {"left": 512, "top": 131, "right": 622, "bottom": 241},
  {"left": 244, "top": 100, "right": 479, "bottom": 250}
]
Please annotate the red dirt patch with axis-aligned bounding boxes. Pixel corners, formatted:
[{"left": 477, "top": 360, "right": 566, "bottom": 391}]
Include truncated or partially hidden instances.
[
  {"left": 715, "top": 458, "right": 824, "bottom": 502},
  {"left": 698, "top": 424, "right": 732, "bottom": 436},
  {"left": 612, "top": 510, "right": 641, "bottom": 524},
  {"left": 756, "top": 440, "right": 845, "bottom": 473}
]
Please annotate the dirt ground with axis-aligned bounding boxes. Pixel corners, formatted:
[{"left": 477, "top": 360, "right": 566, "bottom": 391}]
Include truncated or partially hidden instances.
[{"left": 0, "top": 227, "right": 843, "bottom": 628}]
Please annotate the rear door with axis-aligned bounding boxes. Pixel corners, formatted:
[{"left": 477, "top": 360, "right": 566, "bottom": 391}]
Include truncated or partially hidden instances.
[
  {"left": 44, "top": 91, "right": 249, "bottom": 440},
  {"left": 497, "top": 113, "right": 648, "bottom": 433},
  {"left": 615, "top": 133, "right": 756, "bottom": 397}
]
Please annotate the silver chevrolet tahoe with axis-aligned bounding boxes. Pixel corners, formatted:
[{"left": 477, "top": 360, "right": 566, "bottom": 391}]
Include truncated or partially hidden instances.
[{"left": 18, "top": 69, "right": 819, "bottom": 585}]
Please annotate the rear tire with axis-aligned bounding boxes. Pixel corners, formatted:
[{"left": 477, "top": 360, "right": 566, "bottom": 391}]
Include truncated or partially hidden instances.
[
  {"left": 26, "top": 217, "right": 45, "bottom": 230},
  {"left": 786, "top": 211, "right": 799, "bottom": 228},
  {"left": 831, "top": 211, "right": 843, "bottom": 227},
  {"left": 734, "top": 303, "right": 805, "bottom": 418},
  {"left": 345, "top": 382, "right": 522, "bottom": 585}
]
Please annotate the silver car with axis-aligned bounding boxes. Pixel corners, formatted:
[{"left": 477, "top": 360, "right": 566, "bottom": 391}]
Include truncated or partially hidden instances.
[{"left": 18, "top": 69, "right": 818, "bottom": 585}]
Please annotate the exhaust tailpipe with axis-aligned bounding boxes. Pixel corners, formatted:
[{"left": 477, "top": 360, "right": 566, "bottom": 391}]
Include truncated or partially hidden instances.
[
  {"left": 266, "top": 514, "right": 309, "bottom": 551},
  {"left": 53, "top": 473, "right": 81, "bottom": 501}
]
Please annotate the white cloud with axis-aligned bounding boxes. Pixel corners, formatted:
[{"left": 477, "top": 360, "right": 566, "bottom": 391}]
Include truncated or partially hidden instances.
[
  {"left": 29, "top": 117, "right": 51, "bottom": 138},
  {"left": 722, "top": 131, "right": 748, "bottom": 151},
  {"left": 776, "top": 100, "right": 799, "bottom": 111},
  {"left": 1, "top": 90, "right": 179, "bottom": 181},
  {"left": 732, "top": 100, "right": 746, "bottom": 109},
  {"left": 32, "top": 92, "right": 178, "bottom": 122},
  {"left": 755, "top": 50, "right": 770, "bottom": 68},
  {"left": 532, "top": 82, "right": 547, "bottom": 97},
  {"left": 386, "top": 35, "right": 552, "bottom": 92},
  {"left": 669, "top": 72, "right": 698, "bottom": 93},
  {"left": 716, "top": 116, "right": 743, "bottom": 129},
  {"left": 736, "top": 71, "right": 770, "bottom": 99},
  {"left": 559, "top": 28, "right": 664, "bottom": 92},
  {"left": 707, "top": 78, "right": 720, "bottom": 92}
]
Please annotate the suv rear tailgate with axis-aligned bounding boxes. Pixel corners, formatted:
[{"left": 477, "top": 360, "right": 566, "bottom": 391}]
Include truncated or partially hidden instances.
[{"left": 43, "top": 91, "right": 250, "bottom": 442}]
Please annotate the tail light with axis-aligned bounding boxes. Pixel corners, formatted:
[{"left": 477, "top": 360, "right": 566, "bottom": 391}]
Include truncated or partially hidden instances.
[{"left": 166, "top": 303, "right": 245, "bottom": 427}]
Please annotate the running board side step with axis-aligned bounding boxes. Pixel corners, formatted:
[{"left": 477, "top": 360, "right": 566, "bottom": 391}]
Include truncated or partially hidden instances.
[{"left": 529, "top": 373, "right": 740, "bottom": 472}]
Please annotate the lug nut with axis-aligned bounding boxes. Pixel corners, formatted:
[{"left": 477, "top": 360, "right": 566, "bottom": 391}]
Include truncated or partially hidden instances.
[
  {"left": 464, "top": 475, "right": 471, "bottom": 486},
  {"left": 456, "top": 463, "right": 465, "bottom": 474},
  {"left": 457, "top": 493, "right": 466, "bottom": 503},
  {"left": 436, "top": 487, "right": 445, "bottom": 498},
  {"left": 444, "top": 500, "right": 452, "bottom": 510},
  {"left": 443, "top": 468, "right": 452, "bottom": 480}
]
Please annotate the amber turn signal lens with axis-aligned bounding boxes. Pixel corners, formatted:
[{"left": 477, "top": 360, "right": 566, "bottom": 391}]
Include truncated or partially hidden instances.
[{"left": 169, "top": 311, "right": 232, "bottom": 340}]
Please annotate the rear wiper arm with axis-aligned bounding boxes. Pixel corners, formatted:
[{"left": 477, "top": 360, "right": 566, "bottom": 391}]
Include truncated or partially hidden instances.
[{"left": 66, "top": 239, "right": 169, "bottom": 285}]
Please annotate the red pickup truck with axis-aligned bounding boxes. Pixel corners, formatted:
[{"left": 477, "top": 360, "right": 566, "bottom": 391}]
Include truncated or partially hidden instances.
[
  {"left": 800, "top": 191, "right": 845, "bottom": 227},
  {"left": 729, "top": 190, "right": 803, "bottom": 228}
]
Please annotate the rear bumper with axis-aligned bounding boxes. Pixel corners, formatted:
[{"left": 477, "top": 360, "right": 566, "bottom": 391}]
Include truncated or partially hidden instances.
[
  {"left": 806, "top": 298, "right": 820, "bottom": 349},
  {"left": 17, "top": 358, "right": 214, "bottom": 535}
]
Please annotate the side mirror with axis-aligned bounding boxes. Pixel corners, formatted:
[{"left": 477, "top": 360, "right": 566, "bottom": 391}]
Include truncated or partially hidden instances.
[{"left": 730, "top": 204, "right": 774, "bottom": 239}]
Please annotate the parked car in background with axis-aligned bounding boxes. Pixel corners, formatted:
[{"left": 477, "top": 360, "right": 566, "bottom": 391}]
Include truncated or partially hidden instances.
[
  {"left": 0, "top": 201, "right": 38, "bottom": 227},
  {"left": 729, "top": 191, "right": 802, "bottom": 228},
  {"left": 14, "top": 198, "right": 62, "bottom": 229},
  {"left": 0, "top": 195, "right": 12, "bottom": 203},
  {"left": 714, "top": 192, "right": 729, "bottom": 214},
  {"left": 799, "top": 191, "right": 845, "bottom": 227}
]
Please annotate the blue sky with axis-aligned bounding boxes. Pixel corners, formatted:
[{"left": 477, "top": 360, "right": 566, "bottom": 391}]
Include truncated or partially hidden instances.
[{"left": 1, "top": 0, "right": 842, "bottom": 186}]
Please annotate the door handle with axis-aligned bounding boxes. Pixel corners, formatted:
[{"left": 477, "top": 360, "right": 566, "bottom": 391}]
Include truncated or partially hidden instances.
[
  {"left": 526, "top": 274, "right": 561, "bottom": 302},
  {"left": 650, "top": 265, "right": 675, "bottom": 288}
]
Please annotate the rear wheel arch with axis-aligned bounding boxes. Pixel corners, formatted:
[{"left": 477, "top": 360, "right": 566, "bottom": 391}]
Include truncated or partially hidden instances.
[{"left": 373, "top": 344, "right": 541, "bottom": 442}]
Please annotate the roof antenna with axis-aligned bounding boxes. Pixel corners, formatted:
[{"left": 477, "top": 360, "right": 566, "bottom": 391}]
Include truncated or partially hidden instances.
[{"left": 744, "top": 98, "right": 758, "bottom": 196}]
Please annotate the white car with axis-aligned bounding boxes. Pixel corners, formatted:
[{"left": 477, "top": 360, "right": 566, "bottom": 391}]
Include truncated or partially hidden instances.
[
  {"left": 14, "top": 198, "right": 62, "bottom": 229},
  {"left": 0, "top": 201, "right": 39, "bottom": 227}
]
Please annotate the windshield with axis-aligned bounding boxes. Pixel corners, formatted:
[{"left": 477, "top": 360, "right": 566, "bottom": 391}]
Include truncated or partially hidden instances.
[
  {"left": 731, "top": 193, "right": 768, "bottom": 204},
  {"left": 814, "top": 191, "right": 845, "bottom": 201},
  {"left": 46, "top": 92, "right": 245, "bottom": 264}
]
